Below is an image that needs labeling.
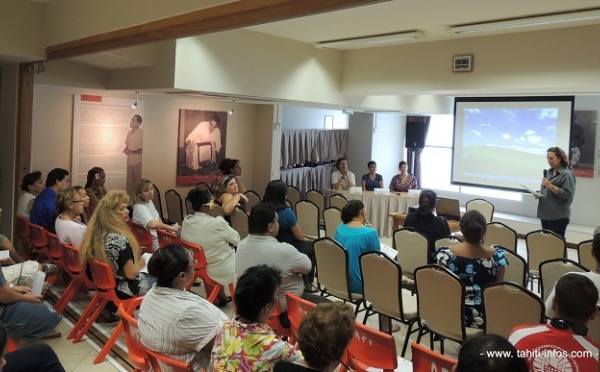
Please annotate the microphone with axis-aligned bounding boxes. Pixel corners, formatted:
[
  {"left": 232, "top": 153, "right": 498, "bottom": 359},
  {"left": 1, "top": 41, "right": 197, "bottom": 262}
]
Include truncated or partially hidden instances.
[{"left": 543, "top": 169, "right": 547, "bottom": 179}]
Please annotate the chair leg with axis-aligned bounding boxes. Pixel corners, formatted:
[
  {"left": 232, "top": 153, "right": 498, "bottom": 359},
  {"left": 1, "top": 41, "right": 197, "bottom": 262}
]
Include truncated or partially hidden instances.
[
  {"left": 440, "top": 337, "right": 445, "bottom": 355},
  {"left": 94, "top": 321, "right": 124, "bottom": 364},
  {"left": 400, "top": 319, "right": 417, "bottom": 358},
  {"left": 207, "top": 283, "right": 223, "bottom": 304},
  {"left": 68, "top": 293, "right": 101, "bottom": 339},
  {"left": 416, "top": 322, "right": 424, "bottom": 344},
  {"left": 362, "top": 307, "right": 371, "bottom": 325},
  {"left": 429, "top": 332, "right": 434, "bottom": 351},
  {"left": 54, "top": 280, "right": 78, "bottom": 314},
  {"left": 73, "top": 298, "right": 108, "bottom": 343}
]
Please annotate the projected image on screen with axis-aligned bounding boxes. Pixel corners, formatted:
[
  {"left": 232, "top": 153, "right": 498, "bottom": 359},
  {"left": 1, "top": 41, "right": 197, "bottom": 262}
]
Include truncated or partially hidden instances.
[{"left": 453, "top": 97, "right": 573, "bottom": 192}]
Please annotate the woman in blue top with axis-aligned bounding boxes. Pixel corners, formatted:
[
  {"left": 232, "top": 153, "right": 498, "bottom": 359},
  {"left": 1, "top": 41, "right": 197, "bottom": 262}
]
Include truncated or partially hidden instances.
[
  {"left": 263, "top": 180, "right": 317, "bottom": 293},
  {"left": 434, "top": 210, "right": 508, "bottom": 329},
  {"left": 361, "top": 161, "right": 383, "bottom": 191},
  {"left": 335, "top": 200, "right": 414, "bottom": 294}
]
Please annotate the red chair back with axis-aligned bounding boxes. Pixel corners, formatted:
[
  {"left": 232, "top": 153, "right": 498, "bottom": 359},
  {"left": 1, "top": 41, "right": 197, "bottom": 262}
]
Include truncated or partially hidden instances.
[
  {"left": 411, "top": 342, "right": 457, "bottom": 372},
  {"left": 118, "top": 299, "right": 150, "bottom": 371},
  {"left": 128, "top": 220, "right": 154, "bottom": 253},
  {"left": 46, "top": 232, "right": 65, "bottom": 265},
  {"left": 285, "top": 291, "right": 317, "bottom": 343},
  {"left": 28, "top": 222, "right": 49, "bottom": 257},
  {"left": 179, "top": 239, "right": 209, "bottom": 283},
  {"left": 157, "top": 229, "right": 181, "bottom": 248},
  {"left": 343, "top": 321, "right": 398, "bottom": 372},
  {"left": 63, "top": 244, "right": 94, "bottom": 288},
  {"left": 146, "top": 348, "right": 194, "bottom": 372},
  {"left": 6, "top": 338, "right": 16, "bottom": 353},
  {"left": 88, "top": 259, "right": 119, "bottom": 301}
]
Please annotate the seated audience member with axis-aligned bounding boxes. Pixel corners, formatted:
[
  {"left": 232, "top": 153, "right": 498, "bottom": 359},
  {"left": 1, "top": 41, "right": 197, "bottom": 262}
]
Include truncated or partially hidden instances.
[
  {"left": 211, "top": 265, "right": 302, "bottom": 371},
  {"left": 139, "top": 244, "right": 228, "bottom": 371},
  {"left": 17, "top": 170, "right": 44, "bottom": 220},
  {"left": 215, "top": 174, "right": 248, "bottom": 218},
  {"left": 0, "top": 262, "right": 62, "bottom": 341},
  {"left": 0, "top": 323, "right": 66, "bottom": 372},
  {"left": 55, "top": 187, "right": 87, "bottom": 247},
  {"left": 404, "top": 189, "right": 451, "bottom": 259},
  {"left": 545, "top": 232, "right": 600, "bottom": 318},
  {"left": 181, "top": 189, "right": 239, "bottom": 306},
  {"left": 80, "top": 190, "right": 155, "bottom": 300},
  {"left": 132, "top": 179, "right": 180, "bottom": 251},
  {"left": 263, "top": 180, "right": 317, "bottom": 292},
  {"left": 236, "top": 204, "right": 313, "bottom": 311},
  {"left": 274, "top": 302, "right": 355, "bottom": 372},
  {"left": 219, "top": 158, "right": 246, "bottom": 194},
  {"left": 84, "top": 166, "right": 107, "bottom": 209},
  {"left": 30, "top": 168, "right": 70, "bottom": 228},
  {"left": 0, "top": 208, "right": 55, "bottom": 288},
  {"left": 331, "top": 157, "right": 355, "bottom": 191},
  {"left": 435, "top": 210, "right": 507, "bottom": 329},
  {"left": 335, "top": 200, "right": 415, "bottom": 294},
  {"left": 389, "top": 160, "right": 418, "bottom": 192},
  {"left": 455, "top": 334, "right": 528, "bottom": 372},
  {"left": 509, "top": 273, "right": 599, "bottom": 371},
  {"left": 361, "top": 160, "right": 383, "bottom": 191},
  {"left": 73, "top": 186, "right": 91, "bottom": 224}
]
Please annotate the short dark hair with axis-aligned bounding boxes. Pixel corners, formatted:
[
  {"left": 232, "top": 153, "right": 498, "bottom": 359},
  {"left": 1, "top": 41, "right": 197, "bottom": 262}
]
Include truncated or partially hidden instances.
[
  {"left": 210, "top": 113, "right": 221, "bottom": 126},
  {"left": 367, "top": 161, "right": 376, "bottom": 168},
  {"left": 297, "top": 302, "right": 355, "bottom": 369},
  {"left": 219, "top": 158, "right": 233, "bottom": 174},
  {"left": 335, "top": 157, "right": 347, "bottom": 169},
  {"left": 148, "top": 244, "right": 191, "bottom": 287},
  {"left": 341, "top": 199, "right": 364, "bottom": 224},
  {"left": 263, "top": 180, "right": 288, "bottom": 211},
  {"left": 46, "top": 168, "right": 69, "bottom": 187},
  {"left": 555, "top": 273, "right": 599, "bottom": 323},
  {"left": 188, "top": 189, "right": 212, "bottom": 212},
  {"left": 249, "top": 203, "right": 277, "bottom": 234},
  {"left": 457, "top": 334, "right": 528, "bottom": 372},
  {"left": 21, "top": 170, "right": 42, "bottom": 191},
  {"left": 399, "top": 160, "right": 407, "bottom": 168},
  {"left": 235, "top": 265, "right": 281, "bottom": 321},
  {"left": 460, "top": 210, "right": 487, "bottom": 244},
  {"left": 133, "top": 114, "right": 143, "bottom": 124}
]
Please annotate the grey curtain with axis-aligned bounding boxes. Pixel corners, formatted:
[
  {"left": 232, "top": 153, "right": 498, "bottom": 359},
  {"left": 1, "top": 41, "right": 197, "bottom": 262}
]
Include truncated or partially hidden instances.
[
  {"left": 406, "top": 116, "right": 430, "bottom": 188},
  {"left": 280, "top": 130, "right": 348, "bottom": 167}
]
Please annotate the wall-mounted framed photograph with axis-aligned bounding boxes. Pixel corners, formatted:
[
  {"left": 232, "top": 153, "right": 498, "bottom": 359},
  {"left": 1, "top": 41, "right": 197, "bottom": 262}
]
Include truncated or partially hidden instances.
[{"left": 453, "top": 54, "right": 473, "bottom": 72}]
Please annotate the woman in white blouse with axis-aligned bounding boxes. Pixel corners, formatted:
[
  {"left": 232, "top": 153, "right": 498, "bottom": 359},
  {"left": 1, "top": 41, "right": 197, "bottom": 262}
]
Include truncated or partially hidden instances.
[
  {"left": 181, "top": 189, "right": 239, "bottom": 306},
  {"left": 132, "top": 179, "right": 181, "bottom": 251},
  {"left": 17, "top": 171, "right": 44, "bottom": 220},
  {"left": 55, "top": 187, "right": 87, "bottom": 247}
]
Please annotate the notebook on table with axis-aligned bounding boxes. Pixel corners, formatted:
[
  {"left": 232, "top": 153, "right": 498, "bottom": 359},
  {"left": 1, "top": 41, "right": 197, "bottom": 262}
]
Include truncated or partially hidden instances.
[{"left": 435, "top": 197, "right": 461, "bottom": 221}]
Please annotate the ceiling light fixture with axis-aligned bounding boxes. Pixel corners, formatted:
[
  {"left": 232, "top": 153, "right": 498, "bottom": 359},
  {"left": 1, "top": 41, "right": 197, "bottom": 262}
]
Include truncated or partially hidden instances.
[
  {"left": 131, "top": 91, "right": 140, "bottom": 109},
  {"left": 228, "top": 99, "right": 235, "bottom": 115},
  {"left": 314, "top": 31, "right": 426, "bottom": 50},
  {"left": 449, "top": 8, "right": 600, "bottom": 34}
]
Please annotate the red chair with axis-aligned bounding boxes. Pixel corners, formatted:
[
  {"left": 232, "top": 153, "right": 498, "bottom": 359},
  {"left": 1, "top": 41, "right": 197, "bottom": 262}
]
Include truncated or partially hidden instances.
[
  {"left": 285, "top": 291, "right": 316, "bottom": 343},
  {"left": 128, "top": 221, "right": 154, "bottom": 254},
  {"left": 411, "top": 342, "right": 457, "bottom": 372},
  {"left": 14, "top": 214, "right": 32, "bottom": 258},
  {"left": 146, "top": 349, "right": 194, "bottom": 372},
  {"left": 341, "top": 321, "right": 399, "bottom": 372},
  {"left": 68, "top": 259, "right": 143, "bottom": 364},
  {"left": 54, "top": 244, "right": 95, "bottom": 314},
  {"left": 45, "top": 232, "right": 65, "bottom": 287},
  {"left": 157, "top": 229, "right": 181, "bottom": 248},
  {"left": 28, "top": 222, "right": 49, "bottom": 260},
  {"left": 118, "top": 298, "right": 150, "bottom": 372},
  {"left": 6, "top": 337, "right": 16, "bottom": 353},
  {"left": 180, "top": 239, "right": 235, "bottom": 304}
]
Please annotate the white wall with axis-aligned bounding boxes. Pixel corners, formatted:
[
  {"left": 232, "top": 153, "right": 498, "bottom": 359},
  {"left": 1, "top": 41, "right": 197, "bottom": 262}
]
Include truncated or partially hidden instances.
[
  {"left": 346, "top": 113, "right": 374, "bottom": 180},
  {"left": 281, "top": 105, "right": 347, "bottom": 130},
  {"left": 371, "top": 113, "right": 405, "bottom": 187}
]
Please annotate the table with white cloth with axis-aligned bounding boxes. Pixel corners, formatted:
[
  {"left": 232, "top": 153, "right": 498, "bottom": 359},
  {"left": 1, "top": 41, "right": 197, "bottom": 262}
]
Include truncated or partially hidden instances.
[
  {"left": 280, "top": 163, "right": 336, "bottom": 195},
  {"left": 325, "top": 190, "right": 419, "bottom": 238}
]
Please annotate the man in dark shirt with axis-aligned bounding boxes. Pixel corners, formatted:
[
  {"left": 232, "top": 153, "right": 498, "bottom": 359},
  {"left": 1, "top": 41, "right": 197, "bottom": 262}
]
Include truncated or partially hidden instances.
[{"left": 30, "top": 168, "right": 69, "bottom": 228}]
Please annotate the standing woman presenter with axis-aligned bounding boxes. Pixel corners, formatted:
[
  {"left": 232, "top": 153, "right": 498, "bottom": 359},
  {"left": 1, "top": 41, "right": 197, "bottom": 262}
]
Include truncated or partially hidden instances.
[{"left": 537, "top": 146, "right": 576, "bottom": 238}]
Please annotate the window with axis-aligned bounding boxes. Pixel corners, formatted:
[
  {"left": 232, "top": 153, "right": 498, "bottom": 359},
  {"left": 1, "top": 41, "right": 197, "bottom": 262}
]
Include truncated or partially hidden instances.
[{"left": 420, "top": 115, "right": 522, "bottom": 201}]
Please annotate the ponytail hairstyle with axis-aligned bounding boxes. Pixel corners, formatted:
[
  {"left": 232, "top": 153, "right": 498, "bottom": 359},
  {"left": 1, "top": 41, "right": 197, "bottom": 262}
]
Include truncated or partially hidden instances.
[
  {"left": 85, "top": 167, "right": 104, "bottom": 189},
  {"left": 148, "top": 244, "right": 191, "bottom": 287},
  {"left": 460, "top": 210, "right": 487, "bottom": 244},
  {"left": 341, "top": 200, "right": 364, "bottom": 224},
  {"left": 414, "top": 189, "right": 437, "bottom": 226}
]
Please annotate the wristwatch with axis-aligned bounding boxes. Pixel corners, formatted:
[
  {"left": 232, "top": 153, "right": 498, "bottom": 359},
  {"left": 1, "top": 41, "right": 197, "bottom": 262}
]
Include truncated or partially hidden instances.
[{"left": 9, "top": 283, "right": 14, "bottom": 289}]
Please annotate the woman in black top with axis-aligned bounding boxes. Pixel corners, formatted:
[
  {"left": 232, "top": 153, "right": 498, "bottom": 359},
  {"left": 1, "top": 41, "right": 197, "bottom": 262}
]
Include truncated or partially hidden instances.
[{"left": 403, "top": 189, "right": 451, "bottom": 262}]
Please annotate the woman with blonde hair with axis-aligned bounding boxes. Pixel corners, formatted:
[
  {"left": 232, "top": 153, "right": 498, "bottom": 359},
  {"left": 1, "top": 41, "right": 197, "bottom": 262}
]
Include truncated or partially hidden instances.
[
  {"left": 80, "top": 190, "right": 154, "bottom": 299},
  {"left": 55, "top": 187, "right": 87, "bottom": 247},
  {"left": 132, "top": 179, "right": 180, "bottom": 250}
]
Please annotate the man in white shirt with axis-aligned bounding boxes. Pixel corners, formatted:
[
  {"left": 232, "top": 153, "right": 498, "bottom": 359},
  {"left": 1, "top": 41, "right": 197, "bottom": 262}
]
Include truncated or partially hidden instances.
[
  {"left": 331, "top": 157, "right": 355, "bottom": 190},
  {"left": 236, "top": 203, "right": 311, "bottom": 311},
  {"left": 185, "top": 113, "right": 222, "bottom": 165},
  {"left": 123, "top": 115, "right": 143, "bottom": 197}
]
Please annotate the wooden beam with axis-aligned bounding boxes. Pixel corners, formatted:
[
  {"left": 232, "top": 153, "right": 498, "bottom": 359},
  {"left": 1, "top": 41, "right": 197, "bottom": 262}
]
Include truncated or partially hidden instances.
[{"left": 46, "top": 0, "right": 389, "bottom": 60}]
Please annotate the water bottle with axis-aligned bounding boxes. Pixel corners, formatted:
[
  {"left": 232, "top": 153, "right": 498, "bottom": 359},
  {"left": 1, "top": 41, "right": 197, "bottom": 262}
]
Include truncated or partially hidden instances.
[{"left": 31, "top": 270, "right": 46, "bottom": 296}]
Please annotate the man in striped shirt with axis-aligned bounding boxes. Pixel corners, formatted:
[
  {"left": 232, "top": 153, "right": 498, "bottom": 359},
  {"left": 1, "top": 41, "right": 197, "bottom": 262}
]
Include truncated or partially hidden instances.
[{"left": 509, "top": 274, "right": 599, "bottom": 372}]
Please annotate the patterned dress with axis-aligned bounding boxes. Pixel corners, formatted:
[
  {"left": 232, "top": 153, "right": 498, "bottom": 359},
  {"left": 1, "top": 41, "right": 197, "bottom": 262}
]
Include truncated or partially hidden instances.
[
  {"left": 389, "top": 173, "right": 418, "bottom": 192},
  {"left": 104, "top": 232, "right": 154, "bottom": 298},
  {"left": 434, "top": 245, "right": 508, "bottom": 328},
  {"left": 211, "top": 318, "right": 302, "bottom": 371}
]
